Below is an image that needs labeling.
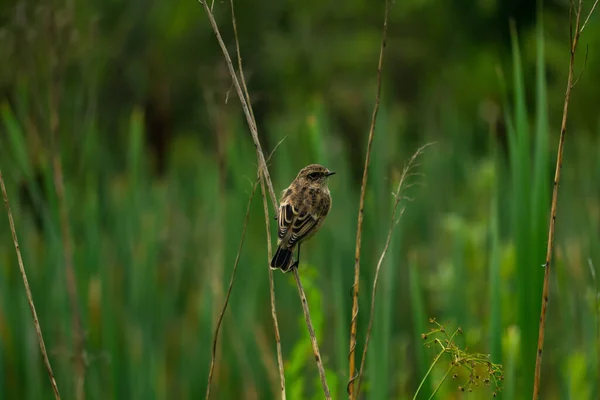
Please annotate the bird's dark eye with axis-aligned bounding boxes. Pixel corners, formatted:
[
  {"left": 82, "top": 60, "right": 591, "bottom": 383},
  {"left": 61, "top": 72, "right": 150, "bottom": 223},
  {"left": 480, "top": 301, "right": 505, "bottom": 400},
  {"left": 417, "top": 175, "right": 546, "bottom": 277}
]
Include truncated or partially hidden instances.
[{"left": 309, "top": 172, "right": 319, "bottom": 180}]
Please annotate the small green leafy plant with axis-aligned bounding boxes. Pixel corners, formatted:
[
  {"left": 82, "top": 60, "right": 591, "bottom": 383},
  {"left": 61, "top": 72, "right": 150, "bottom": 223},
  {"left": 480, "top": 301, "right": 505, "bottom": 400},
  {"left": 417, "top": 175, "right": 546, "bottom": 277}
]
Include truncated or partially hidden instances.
[{"left": 414, "top": 319, "right": 504, "bottom": 399}]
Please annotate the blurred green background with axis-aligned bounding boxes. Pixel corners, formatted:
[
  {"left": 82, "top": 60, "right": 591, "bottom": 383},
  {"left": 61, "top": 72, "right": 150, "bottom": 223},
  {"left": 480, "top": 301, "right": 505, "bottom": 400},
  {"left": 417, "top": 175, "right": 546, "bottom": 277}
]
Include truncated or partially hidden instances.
[{"left": 1, "top": 0, "right": 600, "bottom": 398}]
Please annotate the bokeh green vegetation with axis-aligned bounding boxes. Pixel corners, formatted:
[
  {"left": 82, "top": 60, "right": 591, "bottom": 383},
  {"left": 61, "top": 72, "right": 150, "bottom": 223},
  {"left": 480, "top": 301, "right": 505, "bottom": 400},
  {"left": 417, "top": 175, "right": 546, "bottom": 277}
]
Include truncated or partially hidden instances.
[{"left": 1, "top": 0, "right": 600, "bottom": 399}]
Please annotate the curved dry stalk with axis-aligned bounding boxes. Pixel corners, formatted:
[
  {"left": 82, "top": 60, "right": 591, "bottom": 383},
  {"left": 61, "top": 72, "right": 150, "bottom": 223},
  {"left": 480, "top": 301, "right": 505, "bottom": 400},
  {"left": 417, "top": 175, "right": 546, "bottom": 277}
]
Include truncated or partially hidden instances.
[
  {"left": 348, "top": 0, "right": 391, "bottom": 397},
  {"left": 205, "top": 136, "right": 286, "bottom": 399},
  {"left": 229, "top": 10, "right": 286, "bottom": 394},
  {"left": 580, "top": 0, "right": 599, "bottom": 33},
  {"left": 205, "top": 178, "right": 259, "bottom": 400},
  {"left": 292, "top": 266, "right": 331, "bottom": 399},
  {"left": 260, "top": 177, "right": 287, "bottom": 400},
  {"left": 197, "top": 0, "right": 277, "bottom": 210},
  {"left": 355, "top": 145, "right": 430, "bottom": 397},
  {"left": 0, "top": 170, "right": 61, "bottom": 400},
  {"left": 532, "top": 0, "right": 597, "bottom": 398}
]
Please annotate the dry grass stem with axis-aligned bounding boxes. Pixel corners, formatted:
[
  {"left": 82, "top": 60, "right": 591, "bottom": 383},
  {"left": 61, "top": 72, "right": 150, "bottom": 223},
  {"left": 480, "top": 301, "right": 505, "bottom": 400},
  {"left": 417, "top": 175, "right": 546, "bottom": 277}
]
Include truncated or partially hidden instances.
[
  {"left": 348, "top": 0, "right": 391, "bottom": 396},
  {"left": 205, "top": 178, "right": 259, "bottom": 400},
  {"left": 355, "top": 144, "right": 431, "bottom": 397},
  {"left": 206, "top": 139, "right": 287, "bottom": 400},
  {"left": 292, "top": 267, "right": 331, "bottom": 399},
  {"left": 532, "top": 0, "right": 597, "bottom": 398},
  {"left": 260, "top": 177, "right": 287, "bottom": 400},
  {"left": 580, "top": 0, "right": 599, "bottom": 32},
  {"left": 197, "top": 0, "right": 277, "bottom": 210},
  {"left": 0, "top": 170, "right": 61, "bottom": 400},
  {"left": 199, "top": 1, "right": 329, "bottom": 397},
  {"left": 229, "top": 0, "right": 256, "bottom": 125}
]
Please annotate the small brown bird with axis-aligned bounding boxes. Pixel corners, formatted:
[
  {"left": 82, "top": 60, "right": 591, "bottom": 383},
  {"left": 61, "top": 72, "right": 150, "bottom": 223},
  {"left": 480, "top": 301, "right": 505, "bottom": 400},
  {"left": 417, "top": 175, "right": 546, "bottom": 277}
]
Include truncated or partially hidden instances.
[{"left": 270, "top": 164, "right": 335, "bottom": 272}]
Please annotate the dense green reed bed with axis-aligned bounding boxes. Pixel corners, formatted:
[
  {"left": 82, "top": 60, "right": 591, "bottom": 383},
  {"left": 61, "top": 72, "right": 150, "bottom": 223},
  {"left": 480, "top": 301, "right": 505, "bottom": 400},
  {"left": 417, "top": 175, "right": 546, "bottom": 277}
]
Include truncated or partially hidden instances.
[{"left": 1, "top": 11, "right": 600, "bottom": 400}]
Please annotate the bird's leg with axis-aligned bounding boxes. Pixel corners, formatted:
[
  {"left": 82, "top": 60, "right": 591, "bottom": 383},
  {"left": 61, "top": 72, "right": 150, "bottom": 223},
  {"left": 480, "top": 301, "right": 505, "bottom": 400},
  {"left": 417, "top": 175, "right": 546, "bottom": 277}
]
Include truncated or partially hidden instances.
[{"left": 291, "top": 244, "right": 301, "bottom": 269}]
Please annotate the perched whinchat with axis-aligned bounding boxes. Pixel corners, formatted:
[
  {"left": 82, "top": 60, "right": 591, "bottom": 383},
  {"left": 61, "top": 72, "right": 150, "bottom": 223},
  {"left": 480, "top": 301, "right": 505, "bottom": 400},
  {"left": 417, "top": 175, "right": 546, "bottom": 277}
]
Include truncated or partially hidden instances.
[{"left": 270, "top": 164, "right": 335, "bottom": 272}]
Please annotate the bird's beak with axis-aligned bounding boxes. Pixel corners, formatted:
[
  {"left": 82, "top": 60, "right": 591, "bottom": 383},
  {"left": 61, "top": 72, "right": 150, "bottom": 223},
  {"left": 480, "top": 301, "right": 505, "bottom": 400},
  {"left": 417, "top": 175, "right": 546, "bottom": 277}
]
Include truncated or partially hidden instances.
[{"left": 325, "top": 170, "right": 336, "bottom": 177}]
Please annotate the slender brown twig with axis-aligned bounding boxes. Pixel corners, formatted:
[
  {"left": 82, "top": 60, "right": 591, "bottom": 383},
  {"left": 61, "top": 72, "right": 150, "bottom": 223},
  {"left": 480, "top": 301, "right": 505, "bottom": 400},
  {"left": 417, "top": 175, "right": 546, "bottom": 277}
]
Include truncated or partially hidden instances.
[
  {"left": 348, "top": 0, "right": 391, "bottom": 397},
  {"left": 260, "top": 176, "right": 287, "bottom": 400},
  {"left": 292, "top": 266, "right": 331, "bottom": 399},
  {"left": 199, "top": 0, "right": 330, "bottom": 397},
  {"left": 205, "top": 178, "right": 259, "bottom": 400},
  {"left": 229, "top": 0, "right": 288, "bottom": 387},
  {"left": 0, "top": 170, "right": 61, "bottom": 400},
  {"left": 532, "top": 1, "right": 597, "bottom": 398},
  {"left": 197, "top": 0, "right": 277, "bottom": 210},
  {"left": 205, "top": 141, "right": 285, "bottom": 399},
  {"left": 229, "top": 0, "right": 256, "bottom": 126},
  {"left": 580, "top": 0, "right": 599, "bottom": 33},
  {"left": 354, "top": 144, "right": 430, "bottom": 397},
  {"left": 202, "top": 0, "right": 287, "bottom": 394}
]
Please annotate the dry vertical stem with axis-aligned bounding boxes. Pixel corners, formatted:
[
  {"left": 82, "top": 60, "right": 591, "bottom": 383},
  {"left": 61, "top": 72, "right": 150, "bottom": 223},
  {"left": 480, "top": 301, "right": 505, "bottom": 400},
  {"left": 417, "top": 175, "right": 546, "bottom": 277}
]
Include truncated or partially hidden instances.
[
  {"left": 0, "top": 170, "right": 61, "bottom": 400},
  {"left": 260, "top": 177, "right": 287, "bottom": 400},
  {"left": 213, "top": 0, "right": 288, "bottom": 392},
  {"left": 230, "top": 0, "right": 288, "bottom": 389},
  {"left": 205, "top": 144, "right": 285, "bottom": 399},
  {"left": 354, "top": 145, "right": 430, "bottom": 397},
  {"left": 292, "top": 267, "right": 331, "bottom": 399},
  {"left": 348, "top": 0, "right": 391, "bottom": 397},
  {"left": 532, "top": 0, "right": 598, "bottom": 398},
  {"left": 197, "top": 0, "right": 278, "bottom": 210}
]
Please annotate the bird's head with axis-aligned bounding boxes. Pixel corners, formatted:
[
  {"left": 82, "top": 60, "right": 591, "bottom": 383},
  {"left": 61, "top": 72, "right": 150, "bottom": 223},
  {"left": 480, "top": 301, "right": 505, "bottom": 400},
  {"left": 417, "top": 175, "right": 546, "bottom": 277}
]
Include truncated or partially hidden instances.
[{"left": 296, "top": 164, "right": 336, "bottom": 189}]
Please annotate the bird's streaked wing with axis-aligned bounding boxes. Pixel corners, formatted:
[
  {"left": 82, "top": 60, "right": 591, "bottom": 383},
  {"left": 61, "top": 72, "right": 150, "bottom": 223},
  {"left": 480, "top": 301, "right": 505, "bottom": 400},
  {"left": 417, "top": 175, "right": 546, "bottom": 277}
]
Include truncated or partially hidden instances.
[{"left": 277, "top": 202, "right": 319, "bottom": 248}]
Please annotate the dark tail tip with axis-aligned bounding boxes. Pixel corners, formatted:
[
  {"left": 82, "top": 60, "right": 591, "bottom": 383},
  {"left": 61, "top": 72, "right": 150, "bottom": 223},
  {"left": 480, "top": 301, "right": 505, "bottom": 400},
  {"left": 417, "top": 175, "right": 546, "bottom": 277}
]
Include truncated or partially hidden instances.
[{"left": 270, "top": 247, "right": 293, "bottom": 272}]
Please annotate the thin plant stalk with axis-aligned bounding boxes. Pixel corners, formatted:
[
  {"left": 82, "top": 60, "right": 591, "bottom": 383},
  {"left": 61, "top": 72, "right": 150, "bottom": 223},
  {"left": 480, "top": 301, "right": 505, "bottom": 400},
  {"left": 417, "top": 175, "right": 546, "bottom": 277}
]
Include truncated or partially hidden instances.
[
  {"left": 197, "top": 0, "right": 277, "bottom": 210},
  {"left": 292, "top": 266, "right": 331, "bottom": 399},
  {"left": 205, "top": 178, "right": 259, "bottom": 400},
  {"left": 412, "top": 331, "right": 459, "bottom": 400},
  {"left": 532, "top": 1, "right": 598, "bottom": 397},
  {"left": 347, "top": 0, "right": 391, "bottom": 396},
  {"left": 229, "top": 7, "right": 287, "bottom": 394},
  {"left": 412, "top": 347, "right": 445, "bottom": 400},
  {"left": 260, "top": 177, "right": 287, "bottom": 400},
  {"left": 428, "top": 365, "right": 455, "bottom": 400},
  {"left": 0, "top": 170, "right": 61, "bottom": 400},
  {"left": 206, "top": 139, "right": 285, "bottom": 399},
  {"left": 354, "top": 145, "right": 430, "bottom": 397},
  {"left": 228, "top": 9, "right": 287, "bottom": 394}
]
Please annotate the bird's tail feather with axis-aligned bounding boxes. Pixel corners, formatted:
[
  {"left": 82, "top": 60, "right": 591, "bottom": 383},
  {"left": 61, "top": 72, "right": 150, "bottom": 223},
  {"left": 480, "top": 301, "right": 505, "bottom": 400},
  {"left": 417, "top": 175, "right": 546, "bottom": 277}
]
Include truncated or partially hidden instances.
[{"left": 270, "top": 247, "right": 293, "bottom": 272}]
